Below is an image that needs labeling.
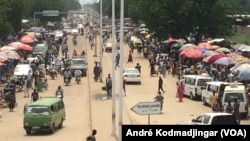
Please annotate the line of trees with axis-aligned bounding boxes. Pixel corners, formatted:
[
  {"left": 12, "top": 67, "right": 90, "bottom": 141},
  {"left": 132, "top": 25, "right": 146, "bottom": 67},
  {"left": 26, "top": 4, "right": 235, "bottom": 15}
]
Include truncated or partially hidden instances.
[
  {"left": 0, "top": 0, "right": 82, "bottom": 40},
  {"left": 90, "top": 0, "right": 250, "bottom": 43}
]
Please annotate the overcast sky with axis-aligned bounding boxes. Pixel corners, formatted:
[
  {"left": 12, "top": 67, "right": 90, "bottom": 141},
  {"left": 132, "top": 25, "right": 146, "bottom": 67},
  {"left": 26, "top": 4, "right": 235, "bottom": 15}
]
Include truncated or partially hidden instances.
[{"left": 79, "top": 0, "right": 99, "bottom": 5}]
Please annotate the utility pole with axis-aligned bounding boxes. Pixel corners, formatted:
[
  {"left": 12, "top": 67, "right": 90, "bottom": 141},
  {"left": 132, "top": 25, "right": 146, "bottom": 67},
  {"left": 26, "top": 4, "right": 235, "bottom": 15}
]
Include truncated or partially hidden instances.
[{"left": 99, "top": 0, "right": 103, "bottom": 82}]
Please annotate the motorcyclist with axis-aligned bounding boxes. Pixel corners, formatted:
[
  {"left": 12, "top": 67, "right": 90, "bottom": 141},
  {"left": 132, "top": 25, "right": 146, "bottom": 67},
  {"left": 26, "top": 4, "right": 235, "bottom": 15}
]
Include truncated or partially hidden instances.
[
  {"left": 63, "top": 68, "right": 72, "bottom": 83},
  {"left": 50, "top": 62, "right": 57, "bottom": 78},
  {"left": 75, "top": 69, "right": 82, "bottom": 81},
  {"left": 81, "top": 50, "right": 86, "bottom": 56},
  {"left": 55, "top": 85, "right": 64, "bottom": 98}
]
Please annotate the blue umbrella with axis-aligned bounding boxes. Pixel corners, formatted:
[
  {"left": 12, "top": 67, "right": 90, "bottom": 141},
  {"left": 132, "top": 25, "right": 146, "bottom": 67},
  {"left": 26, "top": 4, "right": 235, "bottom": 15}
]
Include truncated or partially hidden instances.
[
  {"left": 213, "top": 57, "right": 235, "bottom": 66},
  {"left": 197, "top": 47, "right": 207, "bottom": 53},
  {"left": 237, "top": 70, "right": 250, "bottom": 81}
]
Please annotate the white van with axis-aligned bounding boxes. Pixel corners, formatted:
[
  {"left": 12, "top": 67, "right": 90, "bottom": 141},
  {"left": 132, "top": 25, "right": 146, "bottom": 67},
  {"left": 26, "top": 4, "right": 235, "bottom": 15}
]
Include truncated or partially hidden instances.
[
  {"left": 183, "top": 75, "right": 213, "bottom": 100},
  {"left": 222, "top": 84, "right": 249, "bottom": 119},
  {"left": 13, "top": 64, "right": 33, "bottom": 79},
  {"left": 201, "top": 81, "right": 243, "bottom": 106}
]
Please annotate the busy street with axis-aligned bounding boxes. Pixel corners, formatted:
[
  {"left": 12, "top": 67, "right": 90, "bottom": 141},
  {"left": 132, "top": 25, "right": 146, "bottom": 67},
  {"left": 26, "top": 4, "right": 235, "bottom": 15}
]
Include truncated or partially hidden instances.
[{"left": 1, "top": 1, "right": 250, "bottom": 141}]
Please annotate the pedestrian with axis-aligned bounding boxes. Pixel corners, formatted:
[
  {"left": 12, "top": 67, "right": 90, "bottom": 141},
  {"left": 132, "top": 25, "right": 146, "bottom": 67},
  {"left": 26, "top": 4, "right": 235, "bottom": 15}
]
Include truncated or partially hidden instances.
[
  {"left": 106, "top": 74, "right": 112, "bottom": 97},
  {"left": 93, "top": 63, "right": 100, "bottom": 82},
  {"left": 36, "top": 75, "right": 43, "bottom": 92},
  {"left": 115, "top": 53, "right": 120, "bottom": 69},
  {"left": 127, "top": 50, "right": 133, "bottom": 63},
  {"left": 225, "top": 101, "right": 234, "bottom": 113},
  {"left": 135, "top": 63, "right": 141, "bottom": 73},
  {"left": 8, "top": 90, "right": 16, "bottom": 112},
  {"left": 233, "top": 97, "right": 241, "bottom": 124},
  {"left": 177, "top": 80, "right": 184, "bottom": 102},
  {"left": 86, "top": 129, "right": 97, "bottom": 141},
  {"left": 31, "top": 89, "right": 39, "bottom": 102},
  {"left": 24, "top": 79, "right": 30, "bottom": 98},
  {"left": 158, "top": 76, "right": 165, "bottom": 94},
  {"left": 123, "top": 77, "right": 126, "bottom": 96},
  {"left": 210, "top": 90, "right": 218, "bottom": 112},
  {"left": 154, "top": 91, "right": 164, "bottom": 110}
]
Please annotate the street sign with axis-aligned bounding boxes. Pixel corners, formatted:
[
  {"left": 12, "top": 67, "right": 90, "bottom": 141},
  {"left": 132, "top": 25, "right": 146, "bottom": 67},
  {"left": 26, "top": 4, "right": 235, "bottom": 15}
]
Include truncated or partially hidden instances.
[
  {"left": 43, "top": 10, "right": 59, "bottom": 16},
  {"left": 131, "top": 102, "right": 161, "bottom": 115}
]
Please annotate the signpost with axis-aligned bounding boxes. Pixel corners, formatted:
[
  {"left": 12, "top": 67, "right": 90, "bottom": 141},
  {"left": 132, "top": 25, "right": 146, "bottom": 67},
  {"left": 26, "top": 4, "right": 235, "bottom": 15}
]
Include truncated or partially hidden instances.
[{"left": 131, "top": 102, "right": 161, "bottom": 125}]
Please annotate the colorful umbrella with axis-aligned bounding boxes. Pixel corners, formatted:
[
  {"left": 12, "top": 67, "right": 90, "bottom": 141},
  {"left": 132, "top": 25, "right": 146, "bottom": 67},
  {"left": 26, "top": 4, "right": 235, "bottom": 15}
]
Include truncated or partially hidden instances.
[
  {"left": 207, "top": 53, "right": 225, "bottom": 62},
  {"left": 203, "top": 50, "right": 217, "bottom": 57},
  {"left": 17, "top": 44, "right": 33, "bottom": 51},
  {"left": 183, "top": 49, "right": 202, "bottom": 58},
  {"left": 234, "top": 57, "right": 248, "bottom": 62},
  {"left": 0, "top": 46, "right": 17, "bottom": 52},
  {"left": 213, "top": 57, "right": 235, "bottom": 66},
  {"left": 0, "top": 53, "right": 8, "bottom": 62},
  {"left": 179, "top": 43, "right": 197, "bottom": 51},
  {"left": 210, "top": 45, "right": 220, "bottom": 50},
  {"left": 215, "top": 47, "right": 231, "bottom": 53},
  {"left": 237, "top": 70, "right": 250, "bottom": 81},
  {"left": 20, "top": 35, "right": 34, "bottom": 44},
  {"left": 197, "top": 47, "right": 208, "bottom": 53},
  {"left": 8, "top": 41, "right": 23, "bottom": 47},
  {"left": 197, "top": 42, "right": 212, "bottom": 50},
  {"left": 5, "top": 51, "right": 20, "bottom": 60},
  {"left": 231, "top": 63, "right": 250, "bottom": 72},
  {"left": 179, "top": 48, "right": 197, "bottom": 55}
]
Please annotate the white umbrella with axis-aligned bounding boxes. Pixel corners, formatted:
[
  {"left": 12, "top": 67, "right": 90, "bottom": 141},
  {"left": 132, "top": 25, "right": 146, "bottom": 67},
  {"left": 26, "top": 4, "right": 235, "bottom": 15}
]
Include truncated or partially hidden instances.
[
  {"left": 238, "top": 45, "right": 250, "bottom": 52},
  {"left": 215, "top": 47, "right": 231, "bottom": 53},
  {"left": 179, "top": 44, "right": 197, "bottom": 51}
]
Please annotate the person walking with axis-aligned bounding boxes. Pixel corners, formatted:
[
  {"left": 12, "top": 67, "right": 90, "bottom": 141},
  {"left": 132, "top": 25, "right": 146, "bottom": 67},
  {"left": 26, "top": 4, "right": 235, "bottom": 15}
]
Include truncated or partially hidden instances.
[
  {"left": 86, "top": 129, "right": 97, "bottom": 141},
  {"left": 225, "top": 101, "right": 234, "bottom": 113},
  {"left": 158, "top": 76, "right": 165, "bottom": 94},
  {"left": 177, "top": 80, "right": 184, "bottom": 102},
  {"left": 31, "top": 89, "right": 39, "bottom": 102},
  {"left": 233, "top": 97, "right": 241, "bottom": 124},
  {"left": 210, "top": 90, "right": 218, "bottom": 112},
  {"left": 154, "top": 91, "right": 164, "bottom": 110},
  {"left": 106, "top": 74, "right": 112, "bottom": 97},
  {"left": 127, "top": 50, "right": 133, "bottom": 63},
  {"left": 23, "top": 79, "right": 30, "bottom": 98},
  {"left": 8, "top": 90, "right": 16, "bottom": 112},
  {"left": 93, "top": 63, "right": 100, "bottom": 82},
  {"left": 135, "top": 63, "right": 141, "bottom": 73},
  {"left": 123, "top": 77, "right": 126, "bottom": 96},
  {"left": 115, "top": 53, "right": 120, "bottom": 69}
]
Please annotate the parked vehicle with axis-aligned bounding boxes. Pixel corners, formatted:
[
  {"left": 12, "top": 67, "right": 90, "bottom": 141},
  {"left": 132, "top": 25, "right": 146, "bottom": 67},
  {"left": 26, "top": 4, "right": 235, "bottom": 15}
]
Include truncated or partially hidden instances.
[
  {"left": 188, "top": 112, "right": 239, "bottom": 125},
  {"left": 23, "top": 97, "right": 66, "bottom": 134},
  {"left": 201, "top": 81, "right": 243, "bottom": 106},
  {"left": 13, "top": 64, "right": 33, "bottom": 79},
  {"left": 183, "top": 75, "right": 213, "bottom": 100},
  {"left": 123, "top": 68, "right": 141, "bottom": 84},
  {"left": 222, "top": 84, "right": 249, "bottom": 119}
]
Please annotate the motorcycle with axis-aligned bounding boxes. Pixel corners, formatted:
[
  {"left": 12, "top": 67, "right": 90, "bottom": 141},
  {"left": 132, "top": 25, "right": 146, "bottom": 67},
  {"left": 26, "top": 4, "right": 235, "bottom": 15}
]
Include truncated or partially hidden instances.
[
  {"left": 73, "top": 38, "right": 77, "bottom": 46},
  {"left": 50, "top": 69, "right": 57, "bottom": 79},
  {"left": 56, "top": 91, "right": 63, "bottom": 99},
  {"left": 65, "top": 78, "right": 70, "bottom": 86},
  {"left": 76, "top": 75, "right": 81, "bottom": 84}
]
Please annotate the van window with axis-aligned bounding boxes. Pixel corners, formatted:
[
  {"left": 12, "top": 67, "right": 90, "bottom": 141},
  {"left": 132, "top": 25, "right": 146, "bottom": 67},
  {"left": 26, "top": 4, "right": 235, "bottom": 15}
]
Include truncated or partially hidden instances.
[
  {"left": 26, "top": 106, "right": 50, "bottom": 115},
  {"left": 211, "top": 115, "right": 238, "bottom": 125},
  {"left": 197, "top": 79, "right": 212, "bottom": 86},
  {"left": 190, "top": 78, "right": 196, "bottom": 85},
  {"left": 208, "top": 85, "right": 218, "bottom": 92},
  {"left": 224, "top": 93, "right": 244, "bottom": 102},
  {"left": 203, "top": 115, "right": 211, "bottom": 124}
]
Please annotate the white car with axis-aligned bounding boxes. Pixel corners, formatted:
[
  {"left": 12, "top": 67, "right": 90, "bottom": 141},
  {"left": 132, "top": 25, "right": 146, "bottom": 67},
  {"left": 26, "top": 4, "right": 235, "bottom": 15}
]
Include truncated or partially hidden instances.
[
  {"left": 71, "top": 29, "right": 79, "bottom": 36},
  {"left": 123, "top": 68, "right": 141, "bottom": 84},
  {"left": 187, "top": 112, "right": 238, "bottom": 125},
  {"left": 13, "top": 64, "right": 33, "bottom": 79}
]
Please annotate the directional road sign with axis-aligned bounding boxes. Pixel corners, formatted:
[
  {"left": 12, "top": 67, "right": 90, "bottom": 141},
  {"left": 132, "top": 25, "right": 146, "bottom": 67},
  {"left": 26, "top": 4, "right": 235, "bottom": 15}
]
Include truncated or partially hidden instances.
[{"left": 131, "top": 102, "right": 161, "bottom": 115}]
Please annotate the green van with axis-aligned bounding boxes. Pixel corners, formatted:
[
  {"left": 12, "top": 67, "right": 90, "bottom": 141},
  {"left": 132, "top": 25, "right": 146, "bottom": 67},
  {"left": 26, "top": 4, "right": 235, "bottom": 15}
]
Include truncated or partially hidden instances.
[{"left": 23, "top": 97, "right": 66, "bottom": 135}]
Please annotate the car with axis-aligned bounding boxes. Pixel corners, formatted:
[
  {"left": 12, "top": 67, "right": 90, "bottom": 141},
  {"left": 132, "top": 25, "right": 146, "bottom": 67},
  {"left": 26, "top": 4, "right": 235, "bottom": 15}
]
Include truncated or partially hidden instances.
[
  {"left": 105, "top": 42, "right": 112, "bottom": 52},
  {"left": 63, "top": 26, "right": 72, "bottom": 35},
  {"left": 33, "top": 44, "right": 47, "bottom": 57},
  {"left": 70, "top": 56, "right": 88, "bottom": 77},
  {"left": 71, "top": 29, "right": 79, "bottom": 36},
  {"left": 187, "top": 112, "right": 239, "bottom": 125},
  {"left": 13, "top": 64, "right": 33, "bottom": 79},
  {"left": 123, "top": 68, "right": 141, "bottom": 84}
]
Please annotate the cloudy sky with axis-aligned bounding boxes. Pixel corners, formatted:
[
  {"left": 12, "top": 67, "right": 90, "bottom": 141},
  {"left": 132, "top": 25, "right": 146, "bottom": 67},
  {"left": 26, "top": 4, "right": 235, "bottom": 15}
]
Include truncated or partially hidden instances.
[{"left": 79, "top": 0, "right": 99, "bottom": 5}]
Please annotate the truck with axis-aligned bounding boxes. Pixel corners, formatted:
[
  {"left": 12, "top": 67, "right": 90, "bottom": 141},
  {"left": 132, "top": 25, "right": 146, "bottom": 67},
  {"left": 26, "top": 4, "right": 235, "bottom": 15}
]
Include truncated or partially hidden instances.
[{"left": 70, "top": 56, "right": 88, "bottom": 77}]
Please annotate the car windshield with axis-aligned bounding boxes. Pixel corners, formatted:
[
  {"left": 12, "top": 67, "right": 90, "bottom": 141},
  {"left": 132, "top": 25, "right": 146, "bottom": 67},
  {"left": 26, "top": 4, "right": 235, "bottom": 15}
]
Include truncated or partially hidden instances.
[
  {"left": 14, "top": 66, "right": 28, "bottom": 72},
  {"left": 26, "top": 106, "right": 50, "bottom": 115},
  {"left": 71, "top": 59, "right": 85, "bottom": 65},
  {"left": 126, "top": 70, "right": 138, "bottom": 73},
  {"left": 197, "top": 79, "right": 212, "bottom": 86},
  {"left": 224, "top": 93, "right": 244, "bottom": 102}
]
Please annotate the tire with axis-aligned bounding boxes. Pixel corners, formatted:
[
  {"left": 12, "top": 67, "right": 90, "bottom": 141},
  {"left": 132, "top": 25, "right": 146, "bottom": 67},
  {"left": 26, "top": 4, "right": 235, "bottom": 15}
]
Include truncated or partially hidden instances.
[
  {"left": 202, "top": 97, "right": 207, "bottom": 105},
  {"left": 26, "top": 130, "right": 31, "bottom": 135},
  {"left": 50, "top": 124, "right": 55, "bottom": 134},
  {"left": 58, "top": 120, "right": 63, "bottom": 129}
]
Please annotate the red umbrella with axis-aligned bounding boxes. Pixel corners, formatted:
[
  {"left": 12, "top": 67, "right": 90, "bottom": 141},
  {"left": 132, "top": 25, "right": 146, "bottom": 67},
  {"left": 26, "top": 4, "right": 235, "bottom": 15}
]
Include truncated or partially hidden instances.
[
  {"left": 180, "top": 48, "right": 197, "bottom": 56},
  {"left": 8, "top": 41, "right": 23, "bottom": 47},
  {"left": 17, "top": 44, "right": 33, "bottom": 51},
  {"left": 207, "top": 53, "right": 225, "bottom": 62},
  {"left": 197, "top": 42, "right": 212, "bottom": 50},
  {"left": 183, "top": 49, "right": 202, "bottom": 58},
  {"left": 20, "top": 35, "right": 34, "bottom": 44}
]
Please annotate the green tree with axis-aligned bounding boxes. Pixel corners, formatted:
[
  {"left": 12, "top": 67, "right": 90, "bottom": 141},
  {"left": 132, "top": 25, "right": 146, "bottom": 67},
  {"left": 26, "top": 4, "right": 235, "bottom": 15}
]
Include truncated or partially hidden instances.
[{"left": 0, "top": 0, "right": 13, "bottom": 39}]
